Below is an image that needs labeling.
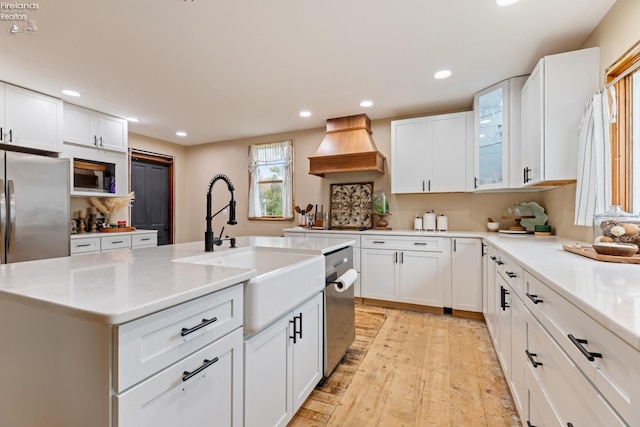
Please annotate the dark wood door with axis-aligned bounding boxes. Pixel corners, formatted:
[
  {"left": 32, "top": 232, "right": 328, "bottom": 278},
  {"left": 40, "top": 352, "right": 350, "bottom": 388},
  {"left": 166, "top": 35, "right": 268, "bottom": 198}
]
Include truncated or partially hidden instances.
[{"left": 131, "top": 159, "right": 171, "bottom": 245}]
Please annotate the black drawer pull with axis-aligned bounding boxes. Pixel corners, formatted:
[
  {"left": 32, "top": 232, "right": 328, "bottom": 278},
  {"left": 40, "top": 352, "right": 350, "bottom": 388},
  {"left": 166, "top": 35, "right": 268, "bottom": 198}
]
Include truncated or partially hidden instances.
[
  {"left": 526, "top": 293, "right": 543, "bottom": 304},
  {"left": 372, "top": 240, "right": 385, "bottom": 244},
  {"left": 140, "top": 237, "right": 151, "bottom": 241},
  {"left": 182, "top": 357, "right": 218, "bottom": 382},
  {"left": 111, "top": 240, "right": 124, "bottom": 244},
  {"left": 567, "top": 424, "right": 574, "bottom": 427},
  {"left": 496, "top": 260, "right": 504, "bottom": 265},
  {"left": 413, "top": 242, "right": 428, "bottom": 245},
  {"left": 568, "top": 334, "right": 602, "bottom": 361},
  {"left": 500, "top": 286, "right": 509, "bottom": 310},
  {"left": 525, "top": 350, "right": 543, "bottom": 368},
  {"left": 506, "top": 271, "right": 517, "bottom": 278},
  {"left": 76, "top": 243, "right": 92, "bottom": 248},
  {"left": 181, "top": 317, "right": 218, "bottom": 336},
  {"left": 490, "top": 256, "right": 496, "bottom": 261},
  {"left": 526, "top": 422, "right": 537, "bottom": 427},
  {"left": 296, "top": 313, "right": 302, "bottom": 339},
  {"left": 289, "top": 318, "right": 298, "bottom": 343}
]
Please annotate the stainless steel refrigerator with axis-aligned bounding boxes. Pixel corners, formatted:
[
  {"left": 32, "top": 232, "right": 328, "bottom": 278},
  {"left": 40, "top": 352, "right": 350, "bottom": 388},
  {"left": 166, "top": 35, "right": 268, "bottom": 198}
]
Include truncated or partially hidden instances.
[{"left": 1, "top": 150, "right": 70, "bottom": 264}]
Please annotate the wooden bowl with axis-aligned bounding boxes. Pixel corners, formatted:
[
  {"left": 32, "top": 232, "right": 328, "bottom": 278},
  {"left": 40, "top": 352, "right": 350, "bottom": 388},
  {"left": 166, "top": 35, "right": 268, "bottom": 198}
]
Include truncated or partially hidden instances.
[{"left": 592, "top": 242, "right": 638, "bottom": 257}]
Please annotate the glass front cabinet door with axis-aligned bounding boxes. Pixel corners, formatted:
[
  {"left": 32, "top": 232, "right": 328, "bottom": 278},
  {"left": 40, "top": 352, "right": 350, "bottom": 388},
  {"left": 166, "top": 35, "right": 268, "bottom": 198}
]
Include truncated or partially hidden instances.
[{"left": 473, "top": 76, "right": 527, "bottom": 191}]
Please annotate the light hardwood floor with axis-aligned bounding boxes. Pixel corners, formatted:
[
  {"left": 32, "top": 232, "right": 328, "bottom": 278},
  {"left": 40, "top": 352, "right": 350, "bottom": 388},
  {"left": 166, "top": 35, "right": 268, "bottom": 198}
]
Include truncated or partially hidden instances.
[{"left": 289, "top": 304, "right": 520, "bottom": 426}]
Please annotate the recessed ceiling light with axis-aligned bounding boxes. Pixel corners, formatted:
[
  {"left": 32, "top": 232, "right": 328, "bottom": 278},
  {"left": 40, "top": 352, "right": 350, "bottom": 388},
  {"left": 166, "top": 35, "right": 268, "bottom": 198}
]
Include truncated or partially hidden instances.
[
  {"left": 496, "top": 0, "right": 520, "bottom": 5},
  {"left": 125, "top": 117, "right": 140, "bottom": 123},
  {"left": 433, "top": 70, "right": 452, "bottom": 80},
  {"left": 176, "top": 131, "right": 187, "bottom": 137},
  {"left": 299, "top": 111, "right": 311, "bottom": 118},
  {"left": 360, "top": 100, "right": 373, "bottom": 108},
  {"left": 61, "top": 89, "right": 81, "bottom": 97}
]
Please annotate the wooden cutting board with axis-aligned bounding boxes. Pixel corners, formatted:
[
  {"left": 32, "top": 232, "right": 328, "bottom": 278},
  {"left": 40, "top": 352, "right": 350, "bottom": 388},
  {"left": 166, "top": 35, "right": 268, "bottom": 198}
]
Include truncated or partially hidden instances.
[
  {"left": 562, "top": 244, "right": 640, "bottom": 264},
  {"left": 101, "top": 227, "right": 136, "bottom": 233}
]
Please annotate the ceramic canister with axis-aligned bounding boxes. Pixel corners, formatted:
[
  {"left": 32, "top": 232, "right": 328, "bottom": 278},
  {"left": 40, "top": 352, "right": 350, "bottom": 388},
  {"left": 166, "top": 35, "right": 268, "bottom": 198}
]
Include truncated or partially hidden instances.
[
  {"left": 436, "top": 214, "right": 448, "bottom": 231},
  {"left": 423, "top": 212, "right": 436, "bottom": 231}
]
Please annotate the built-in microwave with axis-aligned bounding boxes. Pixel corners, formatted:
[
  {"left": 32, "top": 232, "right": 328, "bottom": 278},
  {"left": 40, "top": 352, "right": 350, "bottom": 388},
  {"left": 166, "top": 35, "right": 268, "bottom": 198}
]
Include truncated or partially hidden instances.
[{"left": 73, "top": 159, "right": 115, "bottom": 193}]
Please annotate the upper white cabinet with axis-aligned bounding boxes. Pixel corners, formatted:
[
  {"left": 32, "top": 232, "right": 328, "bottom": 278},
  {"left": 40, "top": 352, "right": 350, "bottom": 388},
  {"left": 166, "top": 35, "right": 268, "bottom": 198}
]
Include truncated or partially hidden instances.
[
  {"left": 520, "top": 47, "right": 599, "bottom": 187},
  {"left": 473, "top": 76, "right": 527, "bottom": 190},
  {"left": 391, "top": 111, "right": 473, "bottom": 193},
  {"left": 64, "top": 103, "right": 128, "bottom": 153},
  {"left": 1, "top": 83, "right": 63, "bottom": 153}
]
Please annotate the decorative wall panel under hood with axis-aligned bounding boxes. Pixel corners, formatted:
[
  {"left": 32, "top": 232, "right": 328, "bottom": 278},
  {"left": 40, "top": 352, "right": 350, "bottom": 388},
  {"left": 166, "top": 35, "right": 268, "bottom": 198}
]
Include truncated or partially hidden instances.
[{"left": 308, "top": 114, "right": 386, "bottom": 177}]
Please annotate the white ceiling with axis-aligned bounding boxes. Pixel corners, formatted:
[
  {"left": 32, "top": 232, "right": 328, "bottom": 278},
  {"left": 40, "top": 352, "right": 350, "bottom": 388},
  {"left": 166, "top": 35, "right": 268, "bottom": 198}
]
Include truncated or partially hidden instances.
[{"left": 1, "top": 0, "right": 616, "bottom": 146}]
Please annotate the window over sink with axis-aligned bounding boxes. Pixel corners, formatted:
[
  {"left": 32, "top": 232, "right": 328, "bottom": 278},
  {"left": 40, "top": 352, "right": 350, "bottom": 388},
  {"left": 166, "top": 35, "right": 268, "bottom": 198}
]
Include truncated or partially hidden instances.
[{"left": 248, "top": 140, "right": 293, "bottom": 220}]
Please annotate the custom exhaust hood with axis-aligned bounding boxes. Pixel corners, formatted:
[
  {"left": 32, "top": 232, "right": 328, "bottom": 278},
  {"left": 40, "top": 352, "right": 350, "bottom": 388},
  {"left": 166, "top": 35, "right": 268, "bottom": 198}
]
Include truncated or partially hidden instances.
[{"left": 308, "top": 114, "right": 386, "bottom": 177}]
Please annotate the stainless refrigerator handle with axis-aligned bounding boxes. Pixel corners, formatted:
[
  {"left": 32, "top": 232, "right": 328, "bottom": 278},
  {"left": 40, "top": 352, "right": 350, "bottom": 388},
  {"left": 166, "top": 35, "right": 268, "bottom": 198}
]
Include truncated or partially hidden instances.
[
  {"left": 0, "top": 179, "right": 5, "bottom": 262},
  {"left": 8, "top": 180, "right": 16, "bottom": 254}
]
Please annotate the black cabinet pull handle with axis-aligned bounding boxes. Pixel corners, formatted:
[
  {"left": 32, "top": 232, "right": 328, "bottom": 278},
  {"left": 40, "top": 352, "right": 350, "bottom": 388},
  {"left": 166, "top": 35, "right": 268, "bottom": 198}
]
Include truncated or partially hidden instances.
[
  {"left": 182, "top": 357, "right": 218, "bottom": 382},
  {"left": 372, "top": 240, "right": 385, "bottom": 244},
  {"left": 8, "top": 129, "right": 12, "bottom": 143},
  {"left": 289, "top": 317, "right": 298, "bottom": 344},
  {"left": 99, "top": 136, "right": 103, "bottom": 147},
  {"left": 496, "top": 260, "right": 504, "bottom": 265},
  {"left": 526, "top": 293, "right": 543, "bottom": 304},
  {"left": 94, "top": 135, "right": 99, "bottom": 146},
  {"left": 568, "top": 334, "right": 602, "bottom": 361},
  {"left": 413, "top": 242, "right": 427, "bottom": 246},
  {"left": 525, "top": 350, "right": 543, "bottom": 368},
  {"left": 506, "top": 271, "right": 517, "bottom": 278},
  {"left": 453, "top": 239, "right": 457, "bottom": 252},
  {"left": 527, "top": 422, "right": 537, "bottom": 427},
  {"left": 490, "top": 256, "right": 496, "bottom": 261},
  {"left": 0, "top": 127, "right": 3, "bottom": 142},
  {"left": 474, "top": 177, "right": 478, "bottom": 189},
  {"left": 181, "top": 317, "right": 218, "bottom": 336},
  {"left": 500, "top": 286, "right": 509, "bottom": 310},
  {"left": 76, "top": 243, "right": 92, "bottom": 248},
  {"left": 296, "top": 313, "right": 303, "bottom": 339},
  {"left": 395, "top": 251, "right": 398, "bottom": 263},
  {"left": 140, "top": 237, "right": 151, "bottom": 241},
  {"left": 111, "top": 240, "right": 124, "bottom": 244},
  {"left": 428, "top": 180, "right": 431, "bottom": 191},
  {"left": 400, "top": 251, "right": 404, "bottom": 264},
  {"left": 567, "top": 424, "right": 574, "bottom": 427},
  {"left": 481, "top": 242, "right": 486, "bottom": 256}
]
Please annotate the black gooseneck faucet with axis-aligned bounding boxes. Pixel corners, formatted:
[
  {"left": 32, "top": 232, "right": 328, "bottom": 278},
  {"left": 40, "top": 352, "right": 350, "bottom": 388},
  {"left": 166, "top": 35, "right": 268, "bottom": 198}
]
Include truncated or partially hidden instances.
[{"left": 205, "top": 174, "right": 237, "bottom": 252}]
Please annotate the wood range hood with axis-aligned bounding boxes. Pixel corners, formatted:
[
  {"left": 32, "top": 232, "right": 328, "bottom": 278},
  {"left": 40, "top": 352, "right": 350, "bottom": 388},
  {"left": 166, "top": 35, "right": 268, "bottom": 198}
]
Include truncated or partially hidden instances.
[{"left": 308, "top": 114, "right": 386, "bottom": 177}]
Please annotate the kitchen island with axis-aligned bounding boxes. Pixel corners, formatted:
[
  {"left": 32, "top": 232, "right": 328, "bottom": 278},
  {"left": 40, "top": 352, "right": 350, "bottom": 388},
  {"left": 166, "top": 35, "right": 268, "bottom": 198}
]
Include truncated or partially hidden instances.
[{"left": 0, "top": 236, "right": 354, "bottom": 427}]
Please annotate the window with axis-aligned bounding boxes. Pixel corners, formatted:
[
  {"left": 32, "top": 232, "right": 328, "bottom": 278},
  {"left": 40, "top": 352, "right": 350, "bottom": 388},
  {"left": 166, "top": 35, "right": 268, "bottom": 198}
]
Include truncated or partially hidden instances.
[
  {"left": 248, "top": 140, "right": 293, "bottom": 219},
  {"left": 608, "top": 42, "right": 640, "bottom": 214}
]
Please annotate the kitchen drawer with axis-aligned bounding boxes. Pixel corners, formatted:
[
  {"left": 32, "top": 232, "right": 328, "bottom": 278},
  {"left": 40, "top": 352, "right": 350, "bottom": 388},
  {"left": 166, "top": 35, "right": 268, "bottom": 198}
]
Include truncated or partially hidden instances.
[
  {"left": 70, "top": 237, "right": 100, "bottom": 255},
  {"left": 101, "top": 234, "right": 132, "bottom": 251},
  {"left": 114, "top": 284, "right": 243, "bottom": 393},
  {"left": 496, "top": 252, "right": 524, "bottom": 298},
  {"left": 115, "top": 327, "right": 243, "bottom": 427},
  {"left": 362, "top": 235, "right": 447, "bottom": 252},
  {"left": 132, "top": 233, "right": 157, "bottom": 248},
  {"left": 527, "top": 318, "right": 626, "bottom": 426},
  {"left": 524, "top": 362, "right": 563, "bottom": 427},
  {"left": 304, "top": 232, "right": 361, "bottom": 248},
  {"left": 524, "top": 271, "right": 637, "bottom": 424}
]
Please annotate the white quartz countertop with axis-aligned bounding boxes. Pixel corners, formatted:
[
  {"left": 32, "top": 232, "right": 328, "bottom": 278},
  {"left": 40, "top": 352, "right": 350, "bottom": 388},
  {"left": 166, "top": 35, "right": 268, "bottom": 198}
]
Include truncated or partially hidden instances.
[
  {"left": 284, "top": 227, "right": 488, "bottom": 238},
  {"left": 0, "top": 236, "right": 354, "bottom": 325},
  {"left": 71, "top": 229, "right": 158, "bottom": 239},
  {"left": 484, "top": 234, "right": 640, "bottom": 351}
]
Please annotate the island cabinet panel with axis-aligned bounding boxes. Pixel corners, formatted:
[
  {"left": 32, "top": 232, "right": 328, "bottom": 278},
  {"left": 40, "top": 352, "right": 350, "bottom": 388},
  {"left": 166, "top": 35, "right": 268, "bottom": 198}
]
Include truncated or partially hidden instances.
[
  {"left": 244, "top": 292, "right": 323, "bottom": 427},
  {"left": 114, "top": 328, "right": 243, "bottom": 427},
  {"left": 115, "top": 284, "right": 243, "bottom": 393}
]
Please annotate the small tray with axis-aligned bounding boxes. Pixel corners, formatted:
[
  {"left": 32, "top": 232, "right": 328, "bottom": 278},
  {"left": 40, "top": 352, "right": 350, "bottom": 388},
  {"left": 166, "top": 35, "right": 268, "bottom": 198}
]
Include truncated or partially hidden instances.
[
  {"left": 101, "top": 227, "right": 136, "bottom": 233},
  {"left": 562, "top": 244, "right": 640, "bottom": 264}
]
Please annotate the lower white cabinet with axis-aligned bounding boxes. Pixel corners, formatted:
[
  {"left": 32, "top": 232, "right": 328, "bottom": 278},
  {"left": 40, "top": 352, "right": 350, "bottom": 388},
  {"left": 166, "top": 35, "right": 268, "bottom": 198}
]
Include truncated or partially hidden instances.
[
  {"left": 71, "top": 230, "right": 158, "bottom": 255},
  {"left": 244, "top": 292, "right": 323, "bottom": 427},
  {"left": 115, "top": 328, "right": 243, "bottom": 427},
  {"left": 451, "top": 238, "right": 482, "bottom": 313},
  {"left": 361, "top": 236, "right": 451, "bottom": 308}
]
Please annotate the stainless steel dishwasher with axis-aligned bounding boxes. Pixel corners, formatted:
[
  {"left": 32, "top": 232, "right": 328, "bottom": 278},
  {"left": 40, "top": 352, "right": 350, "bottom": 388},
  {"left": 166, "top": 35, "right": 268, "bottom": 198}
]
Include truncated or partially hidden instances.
[{"left": 323, "top": 246, "right": 356, "bottom": 378}]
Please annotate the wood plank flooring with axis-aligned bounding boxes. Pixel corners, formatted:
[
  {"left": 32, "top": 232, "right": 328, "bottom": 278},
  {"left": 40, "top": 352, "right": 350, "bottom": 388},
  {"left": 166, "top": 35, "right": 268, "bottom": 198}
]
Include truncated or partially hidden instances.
[{"left": 289, "top": 304, "right": 520, "bottom": 427}]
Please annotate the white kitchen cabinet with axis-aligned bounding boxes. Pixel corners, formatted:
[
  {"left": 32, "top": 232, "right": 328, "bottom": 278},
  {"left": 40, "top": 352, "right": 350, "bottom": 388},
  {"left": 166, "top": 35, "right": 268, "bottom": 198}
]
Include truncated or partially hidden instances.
[
  {"left": 361, "top": 236, "right": 450, "bottom": 308},
  {"left": 64, "top": 103, "right": 128, "bottom": 153},
  {"left": 520, "top": 47, "right": 599, "bottom": 186},
  {"left": 391, "top": 111, "right": 473, "bottom": 194},
  {"left": 62, "top": 142, "right": 129, "bottom": 197},
  {"left": 244, "top": 292, "right": 323, "bottom": 427},
  {"left": 115, "top": 328, "right": 243, "bottom": 427},
  {"left": 451, "top": 238, "right": 482, "bottom": 313},
  {"left": 473, "top": 76, "right": 527, "bottom": 190},
  {"left": 71, "top": 230, "right": 158, "bottom": 255},
  {"left": 1, "top": 82, "right": 63, "bottom": 153}
]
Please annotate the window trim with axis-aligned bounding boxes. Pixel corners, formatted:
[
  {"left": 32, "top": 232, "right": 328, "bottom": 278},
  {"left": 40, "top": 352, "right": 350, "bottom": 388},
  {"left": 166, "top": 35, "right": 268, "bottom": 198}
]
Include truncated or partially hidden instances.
[
  {"left": 607, "top": 40, "right": 640, "bottom": 212},
  {"left": 247, "top": 140, "right": 294, "bottom": 221}
]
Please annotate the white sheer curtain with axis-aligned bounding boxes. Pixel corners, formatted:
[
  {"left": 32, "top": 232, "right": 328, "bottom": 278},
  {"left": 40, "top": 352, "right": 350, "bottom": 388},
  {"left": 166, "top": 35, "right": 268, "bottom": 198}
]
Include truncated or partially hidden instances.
[
  {"left": 574, "top": 87, "right": 616, "bottom": 226},
  {"left": 248, "top": 140, "right": 293, "bottom": 218}
]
